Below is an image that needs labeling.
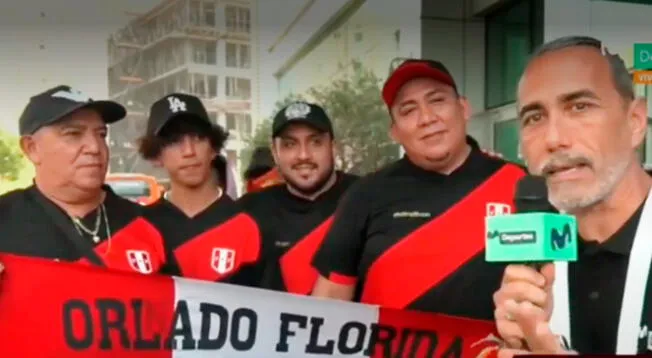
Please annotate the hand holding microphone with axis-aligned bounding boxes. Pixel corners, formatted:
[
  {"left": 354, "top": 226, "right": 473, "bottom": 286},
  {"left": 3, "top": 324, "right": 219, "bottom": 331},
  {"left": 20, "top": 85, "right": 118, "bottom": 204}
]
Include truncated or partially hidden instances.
[{"left": 485, "top": 175, "right": 578, "bottom": 356}]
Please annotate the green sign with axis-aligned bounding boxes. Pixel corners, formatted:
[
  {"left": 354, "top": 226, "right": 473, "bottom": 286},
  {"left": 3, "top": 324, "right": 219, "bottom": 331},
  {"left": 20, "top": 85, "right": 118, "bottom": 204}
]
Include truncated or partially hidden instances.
[{"left": 634, "top": 43, "right": 652, "bottom": 70}]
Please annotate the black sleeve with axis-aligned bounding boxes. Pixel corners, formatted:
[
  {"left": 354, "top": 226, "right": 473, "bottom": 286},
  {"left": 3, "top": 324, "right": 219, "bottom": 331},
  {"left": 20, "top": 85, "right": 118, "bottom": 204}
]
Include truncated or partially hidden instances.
[{"left": 312, "top": 178, "right": 371, "bottom": 284}]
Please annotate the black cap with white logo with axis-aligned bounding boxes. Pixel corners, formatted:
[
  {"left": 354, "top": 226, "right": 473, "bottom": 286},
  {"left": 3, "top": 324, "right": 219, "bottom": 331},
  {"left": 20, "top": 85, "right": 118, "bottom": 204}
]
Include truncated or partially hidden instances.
[
  {"left": 272, "top": 101, "right": 333, "bottom": 138},
  {"left": 18, "top": 85, "right": 126, "bottom": 135},
  {"left": 146, "top": 93, "right": 212, "bottom": 136}
]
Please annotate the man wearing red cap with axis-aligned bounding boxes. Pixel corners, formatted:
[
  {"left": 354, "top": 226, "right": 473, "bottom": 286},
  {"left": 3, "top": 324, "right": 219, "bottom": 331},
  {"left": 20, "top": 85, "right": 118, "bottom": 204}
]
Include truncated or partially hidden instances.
[{"left": 311, "top": 59, "right": 526, "bottom": 319}]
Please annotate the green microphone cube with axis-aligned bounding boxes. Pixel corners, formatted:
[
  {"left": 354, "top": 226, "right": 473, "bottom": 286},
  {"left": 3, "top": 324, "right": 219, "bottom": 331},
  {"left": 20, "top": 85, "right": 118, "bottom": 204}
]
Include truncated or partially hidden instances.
[{"left": 485, "top": 213, "right": 578, "bottom": 263}]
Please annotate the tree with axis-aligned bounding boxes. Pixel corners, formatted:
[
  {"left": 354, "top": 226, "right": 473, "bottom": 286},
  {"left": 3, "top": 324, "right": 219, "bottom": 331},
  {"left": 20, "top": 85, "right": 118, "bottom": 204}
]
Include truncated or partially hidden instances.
[
  {"left": 0, "top": 132, "right": 24, "bottom": 182},
  {"left": 244, "top": 61, "right": 399, "bottom": 176}
]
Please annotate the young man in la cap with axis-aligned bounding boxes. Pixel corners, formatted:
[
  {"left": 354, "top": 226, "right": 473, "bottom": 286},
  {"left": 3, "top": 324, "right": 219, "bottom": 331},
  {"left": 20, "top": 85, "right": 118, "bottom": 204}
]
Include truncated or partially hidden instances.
[
  {"left": 139, "top": 93, "right": 259, "bottom": 284},
  {"left": 311, "top": 59, "right": 526, "bottom": 320},
  {"left": 237, "top": 101, "right": 358, "bottom": 294},
  {"left": 0, "top": 85, "right": 167, "bottom": 275}
]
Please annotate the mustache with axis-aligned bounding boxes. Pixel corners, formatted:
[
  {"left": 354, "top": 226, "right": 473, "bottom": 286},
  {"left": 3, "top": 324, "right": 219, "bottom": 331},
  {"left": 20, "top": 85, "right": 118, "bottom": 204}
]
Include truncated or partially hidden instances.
[
  {"left": 539, "top": 153, "right": 593, "bottom": 176},
  {"left": 292, "top": 162, "right": 317, "bottom": 170}
]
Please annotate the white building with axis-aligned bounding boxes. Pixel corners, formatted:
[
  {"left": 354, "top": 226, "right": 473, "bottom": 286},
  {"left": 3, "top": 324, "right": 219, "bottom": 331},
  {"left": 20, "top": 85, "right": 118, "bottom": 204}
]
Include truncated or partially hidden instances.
[
  {"left": 107, "top": 0, "right": 259, "bottom": 181},
  {"left": 271, "top": 0, "right": 652, "bottom": 165}
]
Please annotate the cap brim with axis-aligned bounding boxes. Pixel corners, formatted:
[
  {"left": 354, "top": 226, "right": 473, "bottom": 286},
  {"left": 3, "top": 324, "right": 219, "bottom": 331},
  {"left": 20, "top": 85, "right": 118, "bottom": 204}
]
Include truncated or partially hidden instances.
[
  {"left": 272, "top": 119, "right": 331, "bottom": 137},
  {"left": 47, "top": 100, "right": 127, "bottom": 129},
  {"left": 382, "top": 63, "right": 456, "bottom": 108},
  {"left": 153, "top": 112, "right": 211, "bottom": 135}
]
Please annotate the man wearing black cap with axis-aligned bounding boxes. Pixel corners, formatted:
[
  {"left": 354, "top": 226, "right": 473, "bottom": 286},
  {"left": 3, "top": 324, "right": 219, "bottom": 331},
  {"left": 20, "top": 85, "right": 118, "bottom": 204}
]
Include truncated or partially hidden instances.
[
  {"left": 311, "top": 60, "right": 527, "bottom": 320},
  {"left": 139, "top": 93, "right": 260, "bottom": 284},
  {"left": 0, "top": 85, "right": 167, "bottom": 274},
  {"left": 237, "top": 101, "right": 358, "bottom": 294}
]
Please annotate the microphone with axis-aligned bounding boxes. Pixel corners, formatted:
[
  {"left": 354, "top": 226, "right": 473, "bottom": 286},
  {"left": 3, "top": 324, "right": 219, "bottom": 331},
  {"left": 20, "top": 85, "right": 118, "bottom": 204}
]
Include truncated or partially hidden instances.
[{"left": 485, "top": 175, "right": 578, "bottom": 265}]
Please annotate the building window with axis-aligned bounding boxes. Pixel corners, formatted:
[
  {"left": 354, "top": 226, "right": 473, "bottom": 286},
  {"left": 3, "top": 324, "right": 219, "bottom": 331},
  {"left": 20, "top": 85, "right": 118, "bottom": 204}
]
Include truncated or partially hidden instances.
[
  {"left": 225, "top": 77, "right": 251, "bottom": 99},
  {"left": 226, "top": 42, "right": 251, "bottom": 68},
  {"left": 225, "top": 112, "right": 253, "bottom": 134},
  {"left": 192, "top": 40, "right": 217, "bottom": 65},
  {"left": 485, "top": 0, "right": 543, "bottom": 109},
  {"left": 493, "top": 119, "right": 523, "bottom": 164},
  {"left": 204, "top": 2, "right": 216, "bottom": 27},
  {"left": 225, "top": 5, "right": 251, "bottom": 33},
  {"left": 191, "top": 74, "right": 217, "bottom": 98}
]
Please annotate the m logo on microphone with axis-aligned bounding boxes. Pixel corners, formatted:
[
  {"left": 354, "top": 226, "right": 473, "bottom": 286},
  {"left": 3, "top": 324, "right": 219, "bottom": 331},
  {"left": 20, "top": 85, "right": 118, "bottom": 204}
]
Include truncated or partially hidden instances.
[{"left": 551, "top": 223, "right": 572, "bottom": 251}]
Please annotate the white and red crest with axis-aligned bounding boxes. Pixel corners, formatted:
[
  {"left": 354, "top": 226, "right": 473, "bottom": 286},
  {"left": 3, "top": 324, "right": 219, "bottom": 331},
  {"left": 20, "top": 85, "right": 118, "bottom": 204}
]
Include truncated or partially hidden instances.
[
  {"left": 486, "top": 202, "right": 511, "bottom": 217},
  {"left": 211, "top": 248, "right": 236, "bottom": 275},
  {"left": 126, "top": 250, "right": 153, "bottom": 274}
]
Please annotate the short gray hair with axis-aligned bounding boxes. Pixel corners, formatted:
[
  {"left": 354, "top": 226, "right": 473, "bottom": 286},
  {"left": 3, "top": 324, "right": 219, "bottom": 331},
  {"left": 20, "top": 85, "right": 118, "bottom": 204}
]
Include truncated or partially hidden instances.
[{"left": 526, "top": 36, "right": 634, "bottom": 101}]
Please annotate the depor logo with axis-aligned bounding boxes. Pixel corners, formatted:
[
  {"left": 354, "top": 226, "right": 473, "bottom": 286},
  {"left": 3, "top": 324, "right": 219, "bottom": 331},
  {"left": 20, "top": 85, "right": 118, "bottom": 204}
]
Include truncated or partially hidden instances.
[
  {"left": 550, "top": 223, "right": 572, "bottom": 251},
  {"left": 633, "top": 43, "right": 652, "bottom": 84},
  {"left": 487, "top": 230, "right": 537, "bottom": 244}
]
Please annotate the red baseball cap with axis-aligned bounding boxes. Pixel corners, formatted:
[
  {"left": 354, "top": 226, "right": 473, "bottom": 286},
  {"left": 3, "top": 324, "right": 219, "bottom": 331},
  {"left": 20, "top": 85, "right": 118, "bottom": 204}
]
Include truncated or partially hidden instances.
[{"left": 382, "top": 59, "right": 458, "bottom": 108}]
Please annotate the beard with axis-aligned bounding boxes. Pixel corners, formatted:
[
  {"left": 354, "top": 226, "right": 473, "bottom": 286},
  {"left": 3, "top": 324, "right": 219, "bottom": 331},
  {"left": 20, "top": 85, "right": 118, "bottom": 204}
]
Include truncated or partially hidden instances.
[
  {"left": 536, "top": 151, "right": 629, "bottom": 213},
  {"left": 281, "top": 162, "right": 335, "bottom": 197}
]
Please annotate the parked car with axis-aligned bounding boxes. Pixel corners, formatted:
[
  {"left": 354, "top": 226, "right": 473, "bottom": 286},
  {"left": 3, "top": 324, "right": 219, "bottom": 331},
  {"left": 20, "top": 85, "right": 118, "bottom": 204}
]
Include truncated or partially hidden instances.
[{"left": 105, "top": 173, "right": 163, "bottom": 206}]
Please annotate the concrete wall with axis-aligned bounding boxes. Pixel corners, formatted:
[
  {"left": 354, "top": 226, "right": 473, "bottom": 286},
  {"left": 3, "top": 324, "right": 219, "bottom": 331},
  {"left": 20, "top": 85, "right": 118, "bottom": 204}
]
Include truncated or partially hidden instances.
[{"left": 276, "top": 0, "right": 421, "bottom": 101}]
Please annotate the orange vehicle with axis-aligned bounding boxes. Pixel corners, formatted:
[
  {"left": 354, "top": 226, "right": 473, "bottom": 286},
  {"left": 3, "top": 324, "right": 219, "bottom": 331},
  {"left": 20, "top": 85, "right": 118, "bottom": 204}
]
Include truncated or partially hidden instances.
[{"left": 105, "top": 173, "right": 163, "bottom": 206}]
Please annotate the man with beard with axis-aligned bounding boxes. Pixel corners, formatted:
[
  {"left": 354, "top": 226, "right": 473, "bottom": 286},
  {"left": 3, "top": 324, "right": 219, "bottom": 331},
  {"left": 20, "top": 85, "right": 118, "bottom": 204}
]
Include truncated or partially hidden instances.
[
  {"left": 0, "top": 85, "right": 167, "bottom": 274},
  {"left": 311, "top": 59, "right": 526, "bottom": 320},
  {"left": 493, "top": 36, "right": 652, "bottom": 356},
  {"left": 139, "top": 93, "right": 259, "bottom": 284},
  {"left": 237, "top": 101, "right": 358, "bottom": 294}
]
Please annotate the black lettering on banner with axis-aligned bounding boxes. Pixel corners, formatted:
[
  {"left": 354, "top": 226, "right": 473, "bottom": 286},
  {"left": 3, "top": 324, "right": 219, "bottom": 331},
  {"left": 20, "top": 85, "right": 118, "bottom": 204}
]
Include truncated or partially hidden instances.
[
  {"left": 276, "top": 313, "right": 308, "bottom": 352},
  {"left": 96, "top": 299, "right": 131, "bottom": 349},
  {"left": 197, "top": 303, "right": 229, "bottom": 350},
  {"left": 337, "top": 321, "right": 366, "bottom": 354},
  {"left": 441, "top": 337, "right": 463, "bottom": 358},
  {"left": 131, "top": 299, "right": 161, "bottom": 350},
  {"left": 63, "top": 300, "right": 94, "bottom": 350},
  {"left": 363, "top": 323, "right": 396, "bottom": 356},
  {"left": 305, "top": 317, "right": 335, "bottom": 354},
  {"left": 402, "top": 329, "right": 438, "bottom": 358},
  {"left": 164, "top": 300, "right": 196, "bottom": 350},
  {"left": 231, "top": 308, "right": 257, "bottom": 351}
]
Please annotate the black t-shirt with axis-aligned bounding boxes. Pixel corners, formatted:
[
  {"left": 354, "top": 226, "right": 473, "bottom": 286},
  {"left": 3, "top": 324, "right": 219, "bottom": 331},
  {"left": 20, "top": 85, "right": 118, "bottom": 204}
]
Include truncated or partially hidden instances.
[
  {"left": 143, "top": 194, "right": 260, "bottom": 285},
  {"left": 312, "top": 141, "right": 527, "bottom": 319},
  {"left": 0, "top": 185, "right": 166, "bottom": 274},
  {"left": 569, "top": 199, "right": 652, "bottom": 354},
  {"left": 238, "top": 172, "right": 358, "bottom": 294}
]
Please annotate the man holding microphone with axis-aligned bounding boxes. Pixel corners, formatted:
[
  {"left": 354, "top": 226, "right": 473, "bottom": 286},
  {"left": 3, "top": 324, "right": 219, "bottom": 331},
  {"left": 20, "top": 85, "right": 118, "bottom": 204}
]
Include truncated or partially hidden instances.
[{"left": 493, "top": 36, "right": 652, "bottom": 355}]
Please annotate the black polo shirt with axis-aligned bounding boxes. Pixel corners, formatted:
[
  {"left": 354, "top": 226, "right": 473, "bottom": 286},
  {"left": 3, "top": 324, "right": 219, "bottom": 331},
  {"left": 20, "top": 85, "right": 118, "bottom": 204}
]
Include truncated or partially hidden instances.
[
  {"left": 144, "top": 194, "right": 260, "bottom": 285},
  {"left": 238, "top": 171, "right": 358, "bottom": 294},
  {"left": 569, "top": 199, "right": 652, "bottom": 354},
  {"left": 312, "top": 139, "right": 527, "bottom": 319},
  {"left": 0, "top": 185, "right": 166, "bottom": 274}
]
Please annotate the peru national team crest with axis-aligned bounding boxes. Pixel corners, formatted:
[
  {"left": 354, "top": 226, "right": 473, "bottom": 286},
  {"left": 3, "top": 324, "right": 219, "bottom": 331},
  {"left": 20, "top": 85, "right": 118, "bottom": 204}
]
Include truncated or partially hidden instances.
[
  {"left": 486, "top": 202, "right": 511, "bottom": 217},
  {"left": 126, "top": 250, "right": 153, "bottom": 274},
  {"left": 211, "top": 248, "right": 236, "bottom": 275}
]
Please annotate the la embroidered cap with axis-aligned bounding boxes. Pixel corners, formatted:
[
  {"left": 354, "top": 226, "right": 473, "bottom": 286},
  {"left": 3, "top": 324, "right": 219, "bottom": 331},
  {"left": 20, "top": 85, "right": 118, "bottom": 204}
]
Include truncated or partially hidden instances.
[
  {"left": 272, "top": 101, "right": 333, "bottom": 138},
  {"left": 18, "top": 85, "right": 126, "bottom": 135},
  {"left": 382, "top": 59, "right": 458, "bottom": 108},
  {"left": 146, "top": 93, "right": 212, "bottom": 136}
]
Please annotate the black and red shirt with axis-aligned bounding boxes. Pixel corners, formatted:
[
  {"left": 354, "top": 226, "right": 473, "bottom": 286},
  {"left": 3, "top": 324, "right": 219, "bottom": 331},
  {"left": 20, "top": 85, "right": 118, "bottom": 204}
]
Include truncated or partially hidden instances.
[
  {"left": 0, "top": 185, "right": 166, "bottom": 274},
  {"left": 312, "top": 139, "right": 526, "bottom": 319},
  {"left": 238, "top": 172, "right": 358, "bottom": 294},
  {"left": 144, "top": 194, "right": 260, "bottom": 285}
]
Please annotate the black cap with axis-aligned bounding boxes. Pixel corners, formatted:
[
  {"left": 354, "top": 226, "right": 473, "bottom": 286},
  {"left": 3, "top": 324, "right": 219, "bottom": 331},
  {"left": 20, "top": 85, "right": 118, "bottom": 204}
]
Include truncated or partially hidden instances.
[
  {"left": 146, "top": 93, "right": 211, "bottom": 136},
  {"left": 18, "top": 85, "right": 126, "bottom": 135},
  {"left": 272, "top": 101, "right": 333, "bottom": 138}
]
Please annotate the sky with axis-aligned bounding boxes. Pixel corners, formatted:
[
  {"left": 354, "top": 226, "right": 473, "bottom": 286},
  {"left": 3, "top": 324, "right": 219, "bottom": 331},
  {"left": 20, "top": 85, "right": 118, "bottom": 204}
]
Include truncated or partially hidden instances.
[{"left": 0, "top": 0, "right": 312, "bottom": 134}]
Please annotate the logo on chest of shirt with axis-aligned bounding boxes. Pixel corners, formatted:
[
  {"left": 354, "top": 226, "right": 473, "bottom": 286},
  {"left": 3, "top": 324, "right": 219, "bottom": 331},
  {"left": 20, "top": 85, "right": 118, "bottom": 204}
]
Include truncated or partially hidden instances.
[
  {"left": 486, "top": 202, "right": 511, "bottom": 216},
  {"left": 211, "top": 248, "right": 236, "bottom": 275},
  {"left": 126, "top": 250, "right": 153, "bottom": 274}
]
